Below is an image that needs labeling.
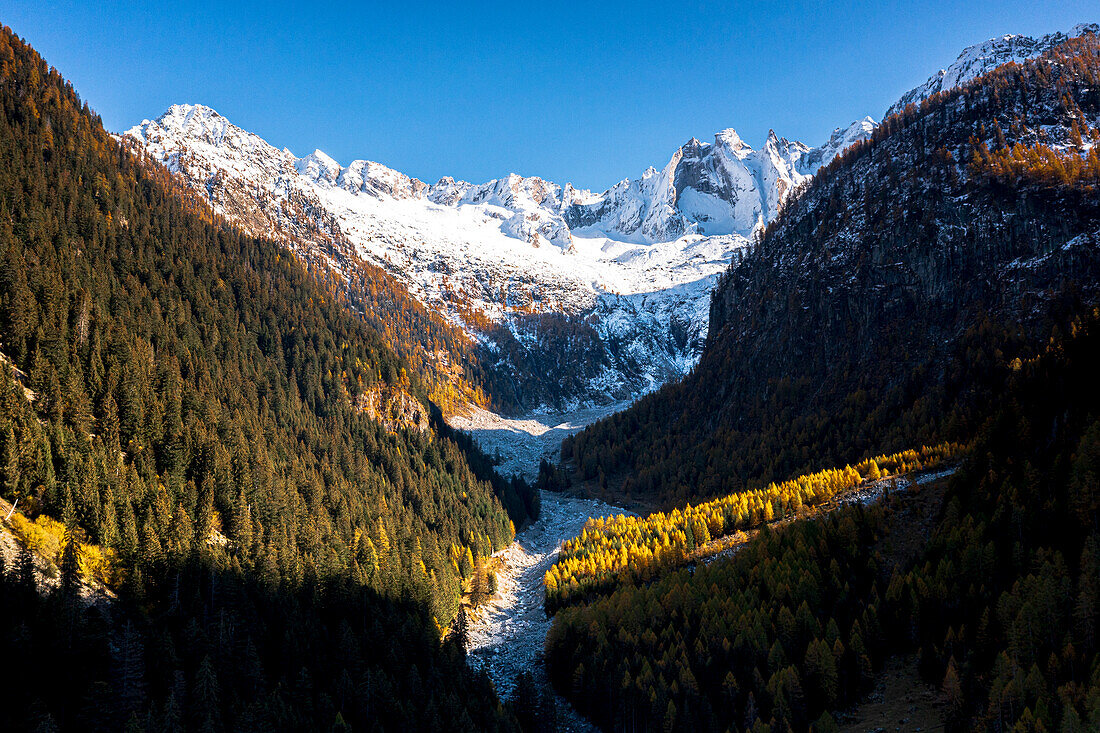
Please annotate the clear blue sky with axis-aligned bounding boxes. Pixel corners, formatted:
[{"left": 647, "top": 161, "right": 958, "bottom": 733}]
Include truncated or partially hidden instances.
[{"left": 7, "top": 1, "right": 1096, "bottom": 190}]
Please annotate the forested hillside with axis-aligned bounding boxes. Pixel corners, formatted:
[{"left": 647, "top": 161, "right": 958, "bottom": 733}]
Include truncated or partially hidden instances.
[
  {"left": 546, "top": 31, "right": 1100, "bottom": 732},
  {"left": 548, "top": 305, "right": 1100, "bottom": 731},
  {"left": 544, "top": 443, "right": 959, "bottom": 613},
  {"left": 566, "top": 34, "right": 1100, "bottom": 508},
  {"left": 0, "top": 26, "right": 534, "bottom": 731}
]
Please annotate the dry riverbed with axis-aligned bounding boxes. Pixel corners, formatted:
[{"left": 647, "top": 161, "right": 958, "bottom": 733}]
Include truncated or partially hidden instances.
[{"left": 450, "top": 401, "right": 630, "bottom": 482}]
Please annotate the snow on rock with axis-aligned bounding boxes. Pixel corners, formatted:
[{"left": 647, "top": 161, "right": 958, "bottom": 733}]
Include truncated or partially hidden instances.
[
  {"left": 127, "top": 104, "right": 807, "bottom": 406},
  {"left": 886, "top": 23, "right": 1100, "bottom": 118},
  {"left": 798, "top": 117, "right": 877, "bottom": 174},
  {"left": 561, "top": 126, "right": 863, "bottom": 242}
]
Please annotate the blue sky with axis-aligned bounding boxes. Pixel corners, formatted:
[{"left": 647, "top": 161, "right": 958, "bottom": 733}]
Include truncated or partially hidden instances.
[{"left": 8, "top": 1, "right": 1097, "bottom": 190}]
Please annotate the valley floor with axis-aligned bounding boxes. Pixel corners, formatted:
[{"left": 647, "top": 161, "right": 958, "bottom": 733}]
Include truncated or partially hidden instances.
[
  {"left": 453, "top": 401, "right": 957, "bottom": 732},
  {"left": 450, "top": 404, "right": 632, "bottom": 729},
  {"left": 449, "top": 401, "right": 630, "bottom": 482},
  {"left": 466, "top": 490, "right": 628, "bottom": 731}
]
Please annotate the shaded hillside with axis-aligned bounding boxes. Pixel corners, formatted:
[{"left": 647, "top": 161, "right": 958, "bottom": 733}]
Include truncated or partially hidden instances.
[
  {"left": 0, "top": 25, "right": 531, "bottom": 730},
  {"left": 548, "top": 307, "right": 1100, "bottom": 732},
  {"left": 566, "top": 34, "right": 1100, "bottom": 507},
  {"left": 121, "top": 106, "right": 509, "bottom": 416}
]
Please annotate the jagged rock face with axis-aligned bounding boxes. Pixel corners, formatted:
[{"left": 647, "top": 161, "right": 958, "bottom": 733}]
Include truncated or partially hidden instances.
[
  {"left": 343, "top": 159, "right": 428, "bottom": 199},
  {"left": 560, "top": 127, "right": 861, "bottom": 242},
  {"left": 431, "top": 174, "right": 577, "bottom": 249},
  {"left": 130, "top": 101, "right": 872, "bottom": 251},
  {"left": 886, "top": 23, "right": 1099, "bottom": 118},
  {"left": 670, "top": 132, "right": 770, "bottom": 235}
]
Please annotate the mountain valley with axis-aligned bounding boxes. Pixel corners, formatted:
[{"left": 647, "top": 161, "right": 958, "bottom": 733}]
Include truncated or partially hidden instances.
[{"left": 1, "top": 13, "right": 1099, "bottom": 733}]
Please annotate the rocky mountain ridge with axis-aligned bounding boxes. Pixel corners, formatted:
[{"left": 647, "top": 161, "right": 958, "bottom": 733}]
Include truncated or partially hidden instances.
[
  {"left": 886, "top": 22, "right": 1099, "bottom": 117},
  {"left": 126, "top": 104, "right": 872, "bottom": 410}
]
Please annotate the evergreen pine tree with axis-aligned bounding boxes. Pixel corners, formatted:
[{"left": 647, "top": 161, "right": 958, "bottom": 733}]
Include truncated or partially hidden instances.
[
  {"left": 113, "top": 621, "right": 146, "bottom": 721},
  {"left": 1, "top": 423, "right": 18, "bottom": 499},
  {"left": 453, "top": 606, "right": 470, "bottom": 654},
  {"left": 509, "top": 671, "right": 540, "bottom": 732},
  {"left": 191, "top": 656, "right": 221, "bottom": 733},
  {"left": 58, "top": 522, "right": 82, "bottom": 601},
  {"left": 16, "top": 542, "right": 35, "bottom": 599}
]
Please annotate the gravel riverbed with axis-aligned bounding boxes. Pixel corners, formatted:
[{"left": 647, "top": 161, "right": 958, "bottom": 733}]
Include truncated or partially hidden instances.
[{"left": 449, "top": 405, "right": 632, "bottom": 730}]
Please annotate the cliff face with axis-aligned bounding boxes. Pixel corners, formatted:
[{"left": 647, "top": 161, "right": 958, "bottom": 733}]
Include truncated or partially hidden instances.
[{"left": 706, "top": 36, "right": 1100, "bottom": 401}]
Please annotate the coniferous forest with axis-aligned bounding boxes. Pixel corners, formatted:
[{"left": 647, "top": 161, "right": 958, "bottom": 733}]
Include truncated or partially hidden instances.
[
  {"left": 548, "top": 309, "right": 1100, "bottom": 731},
  {"left": 0, "top": 26, "right": 536, "bottom": 731}
]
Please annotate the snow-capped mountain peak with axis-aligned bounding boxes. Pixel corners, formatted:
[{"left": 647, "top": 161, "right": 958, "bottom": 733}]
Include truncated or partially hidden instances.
[
  {"left": 886, "top": 23, "right": 1100, "bottom": 118},
  {"left": 124, "top": 102, "right": 875, "bottom": 409},
  {"left": 714, "top": 128, "right": 752, "bottom": 157},
  {"left": 155, "top": 103, "right": 227, "bottom": 143},
  {"left": 297, "top": 149, "right": 340, "bottom": 183},
  {"left": 555, "top": 123, "right": 869, "bottom": 243}
]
